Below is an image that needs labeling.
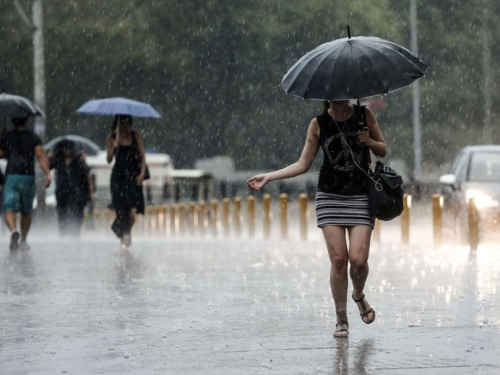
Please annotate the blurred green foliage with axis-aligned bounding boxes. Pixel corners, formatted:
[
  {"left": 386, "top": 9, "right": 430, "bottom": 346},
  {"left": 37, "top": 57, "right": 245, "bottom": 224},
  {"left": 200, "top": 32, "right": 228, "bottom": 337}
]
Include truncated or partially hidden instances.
[{"left": 1, "top": 0, "right": 499, "bottom": 171}]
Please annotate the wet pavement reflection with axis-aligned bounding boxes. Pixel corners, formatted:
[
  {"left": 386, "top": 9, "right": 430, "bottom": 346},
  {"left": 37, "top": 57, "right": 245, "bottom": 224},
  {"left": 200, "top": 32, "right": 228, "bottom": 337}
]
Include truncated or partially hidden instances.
[{"left": 1, "top": 237, "right": 499, "bottom": 374}]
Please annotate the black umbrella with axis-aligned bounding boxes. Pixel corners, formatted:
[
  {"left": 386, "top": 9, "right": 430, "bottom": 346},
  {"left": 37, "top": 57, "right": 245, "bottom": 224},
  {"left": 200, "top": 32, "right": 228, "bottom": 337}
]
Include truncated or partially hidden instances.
[
  {"left": 281, "top": 28, "right": 428, "bottom": 101},
  {"left": 0, "top": 93, "right": 45, "bottom": 118}
]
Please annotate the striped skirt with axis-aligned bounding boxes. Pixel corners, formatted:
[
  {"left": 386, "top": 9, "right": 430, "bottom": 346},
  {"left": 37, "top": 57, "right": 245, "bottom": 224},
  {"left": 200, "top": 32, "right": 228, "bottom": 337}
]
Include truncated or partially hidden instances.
[{"left": 315, "top": 191, "right": 375, "bottom": 229}]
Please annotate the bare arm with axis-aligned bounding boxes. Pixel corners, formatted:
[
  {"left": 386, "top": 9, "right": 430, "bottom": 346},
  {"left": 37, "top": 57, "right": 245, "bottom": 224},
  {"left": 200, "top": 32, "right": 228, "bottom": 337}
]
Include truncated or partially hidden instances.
[
  {"left": 357, "top": 107, "right": 387, "bottom": 157},
  {"left": 247, "top": 118, "right": 320, "bottom": 191},
  {"left": 106, "top": 134, "right": 116, "bottom": 164},
  {"left": 35, "top": 145, "right": 51, "bottom": 188},
  {"left": 135, "top": 132, "right": 147, "bottom": 185}
]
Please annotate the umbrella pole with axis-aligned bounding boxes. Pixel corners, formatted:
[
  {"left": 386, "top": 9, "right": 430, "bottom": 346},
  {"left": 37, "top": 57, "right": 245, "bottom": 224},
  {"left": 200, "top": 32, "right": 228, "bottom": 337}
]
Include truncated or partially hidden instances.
[
  {"left": 356, "top": 99, "right": 364, "bottom": 129},
  {"left": 347, "top": 25, "right": 351, "bottom": 39}
]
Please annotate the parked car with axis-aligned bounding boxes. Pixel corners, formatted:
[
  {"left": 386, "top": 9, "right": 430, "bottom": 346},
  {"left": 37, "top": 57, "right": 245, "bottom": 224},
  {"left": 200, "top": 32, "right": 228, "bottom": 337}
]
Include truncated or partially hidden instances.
[{"left": 439, "top": 145, "right": 500, "bottom": 243}]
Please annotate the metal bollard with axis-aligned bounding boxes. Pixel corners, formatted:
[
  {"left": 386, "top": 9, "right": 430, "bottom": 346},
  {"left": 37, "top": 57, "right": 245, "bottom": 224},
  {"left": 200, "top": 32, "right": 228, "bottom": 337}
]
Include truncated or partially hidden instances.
[
  {"left": 279, "top": 193, "right": 288, "bottom": 239},
  {"left": 468, "top": 198, "right": 479, "bottom": 251},
  {"left": 179, "top": 204, "right": 187, "bottom": 235},
  {"left": 159, "top": 205, "right": 168, "bottom": 234},
  {"left": 299, "top": 193, "right": 308, "bottom": 240},
  {"left": 372, "top": 219, "right": 381, "bottom": 244},
  {"left": 401, "top": 194, "right": 411, "bottom": 245},
  {"left": 198, "top": 201, "right": 207, "bottom": 236},
  {"left": 93, "top": 209, "right": 102, "bottom": 234},
  {"left": 170, "top": 204, "right": 178, "bottom": 236},
  {"left": 210, "top": 199, "right": 219, "bottom": 237},
  {"left": 222, "top": 198, "right": 230, "bottom": 237},
  {"left": 432, "top": 194, "right": 443, "bottom": 248},
  {"left": 234, "top": 197, "right": 242, "bottom": 237},
  {"left": 263, "top": 194, "right": 272, "bottom": 239},
  {"left": 247, "top": 196, "right": 256, "bottom": 238},
  {"left": 189, "top": 202, "right": 197, "bottom": 235},
  {"left": 153, "top": 205, "right": 161, "bottom": 233}
]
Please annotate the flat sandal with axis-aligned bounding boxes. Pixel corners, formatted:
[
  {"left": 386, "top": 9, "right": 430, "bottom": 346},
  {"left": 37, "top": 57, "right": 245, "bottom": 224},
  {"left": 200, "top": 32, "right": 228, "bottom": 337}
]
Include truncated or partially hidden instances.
[
  {"left": 352, "top": 294, "right": 376, "bottom": 324},
  {"left": 334, "top": 320, "right": 349, "bottom": 338}
]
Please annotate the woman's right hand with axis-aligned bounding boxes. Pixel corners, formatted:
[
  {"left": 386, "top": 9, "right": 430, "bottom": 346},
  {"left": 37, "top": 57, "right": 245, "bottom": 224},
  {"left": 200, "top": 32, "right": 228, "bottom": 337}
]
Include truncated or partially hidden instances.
[{"left": 247, "top": 174, "right": 270, "bottom": 191}]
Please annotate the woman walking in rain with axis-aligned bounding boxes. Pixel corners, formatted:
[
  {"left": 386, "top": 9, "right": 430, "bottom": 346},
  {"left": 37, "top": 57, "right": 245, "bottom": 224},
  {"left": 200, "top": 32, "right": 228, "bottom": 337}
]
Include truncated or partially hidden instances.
[
  {"left": 247, "top": 100, "right": 387, "bottom": 338},
  {"left": 106, "top": 115, "right": 146, "bottom": 249},
  {"left": 50, "top": 140, "right": 93, "bottom": 236}
]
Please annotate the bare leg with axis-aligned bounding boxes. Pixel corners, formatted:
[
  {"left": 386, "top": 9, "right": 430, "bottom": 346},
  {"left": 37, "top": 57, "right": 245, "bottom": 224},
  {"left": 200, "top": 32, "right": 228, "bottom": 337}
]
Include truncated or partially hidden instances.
[
  {"left": 348, "top": 225, "right": 375, "bottom": 324},
  {"left": 322, "top": 226, "right": 349, "bottom": 337},
  {"left": 20, "top": 213, "right": 32, "bottom": 242},
  {"left": 4, "top": 210, "right": 17, "bottom": 233},
  {"left": 121, "top": 208, "right": 137, "bottom": 248}
]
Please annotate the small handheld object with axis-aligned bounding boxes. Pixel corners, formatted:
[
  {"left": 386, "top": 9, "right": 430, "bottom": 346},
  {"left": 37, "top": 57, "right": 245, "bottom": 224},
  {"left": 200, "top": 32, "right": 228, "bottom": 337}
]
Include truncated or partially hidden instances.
[{"left": 363, "top": 127, "right": 369, "bottom": 132}]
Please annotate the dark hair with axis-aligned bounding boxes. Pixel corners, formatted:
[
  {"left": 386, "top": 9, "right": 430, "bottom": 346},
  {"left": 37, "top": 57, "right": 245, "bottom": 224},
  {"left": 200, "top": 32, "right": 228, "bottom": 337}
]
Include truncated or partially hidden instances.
[
  {"left": 12, "top": 117, "right": 28, "bottom": 127},
  {"left": 323, "top": 101, "right": 330, "bottom": 113},
  {"left": 112, "top": 114, "right": 133, "bottom": 132}
]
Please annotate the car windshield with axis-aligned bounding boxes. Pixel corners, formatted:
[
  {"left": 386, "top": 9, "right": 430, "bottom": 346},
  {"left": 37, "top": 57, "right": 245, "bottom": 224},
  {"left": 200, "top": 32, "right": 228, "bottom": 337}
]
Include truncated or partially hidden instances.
[{"left": 468, "top": 152, "right": 500, "bottom": 182}]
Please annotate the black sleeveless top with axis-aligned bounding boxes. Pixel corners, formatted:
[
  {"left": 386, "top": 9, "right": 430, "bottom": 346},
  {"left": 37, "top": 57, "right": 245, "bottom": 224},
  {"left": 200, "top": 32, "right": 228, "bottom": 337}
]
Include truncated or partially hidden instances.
[
  {"left": 317, "top": 106, "right": 370, "bottom": 195},
  {"left": 111, "top": 130, "right": 142, "bottom": 182}
]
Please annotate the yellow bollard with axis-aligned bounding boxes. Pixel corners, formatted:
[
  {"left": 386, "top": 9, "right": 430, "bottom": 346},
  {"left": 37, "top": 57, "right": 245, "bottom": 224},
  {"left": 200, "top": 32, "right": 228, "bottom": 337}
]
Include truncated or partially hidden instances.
[
  {"left": 372, "top": 219, "right": 381, "bottom": 244},
  {"left": 105, "top": 209, "right": 115, "bottom": 236},
  {"left": 210, "top": 199, "right": 219, "bottom": 237},
  {"left": 198, "top": 201, "right": 207, "bottom": 236},
  {"left": 401, "top": 194, "right": 411, "bottom": 245},
  {"left": 153, "top": 205, "right": 161, "bottom": 233},
  {"left": 247, "top": 196, "right": 256, "bottom": 238},
  {"left": 179, "top": 204, "right": 187, "bottom": 235},
  {"left": 93, "top": 209, "right": 101, "bottom": 234},
  {"left": 432, "top": 194, "right": 443, "bottom": 248},
  {"left": 222, "top": 198, "right": 230, "bottom": 237},
  {"left": 468, "top": 198, "right": 479, "bottom": 251},
  {"left": 299, "top": 193, "right": 308, "bottom": 240},
  {"left": 170, "top": 204, "right": 178, "bottom": 236},
  {"left": 189, "top": 202, "right": 197, "bottom": 235},
  {"left": 145, "top": 206, "right": 154, "bottom": 234},
  {"left": 159, "top": 205, "right": 168, "bottom": 234},
  {"left": 279, "top": 193, "right": 288, "bottom": 239},
  {"left": 263, "top": 194, "right": 272, "bottom": 239},
  {"left": 234, "top": 197, "right": 242, "bottom": 237}
]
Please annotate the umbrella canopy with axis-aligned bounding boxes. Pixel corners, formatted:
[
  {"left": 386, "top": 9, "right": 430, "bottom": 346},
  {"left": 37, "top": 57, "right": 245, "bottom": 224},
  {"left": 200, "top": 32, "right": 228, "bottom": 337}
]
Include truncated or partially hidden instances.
[
  {"left": 76, "top": 97, "right": 161, "bottom": 118},
  {"left": 0, "top": 93, "right": 45, "bottom": 118},
  {"left": 45, "top": 135, "right": 102, "bottom": 156},
  {"left": 281, "top": 36, "right": 428, "bottom": 101}
]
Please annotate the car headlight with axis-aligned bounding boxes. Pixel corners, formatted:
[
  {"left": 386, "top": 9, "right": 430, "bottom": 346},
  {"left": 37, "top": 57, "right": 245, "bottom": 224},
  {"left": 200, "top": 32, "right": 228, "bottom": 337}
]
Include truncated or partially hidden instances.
[{"left": 465, "top": 189, "right": 499, "bottom": 209}]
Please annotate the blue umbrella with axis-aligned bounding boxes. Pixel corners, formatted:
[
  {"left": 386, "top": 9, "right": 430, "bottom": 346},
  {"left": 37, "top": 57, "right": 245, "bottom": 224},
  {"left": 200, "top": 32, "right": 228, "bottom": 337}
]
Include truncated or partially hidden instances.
[{"left": 76, "top": 97, "right": 161, "bottom": 118}]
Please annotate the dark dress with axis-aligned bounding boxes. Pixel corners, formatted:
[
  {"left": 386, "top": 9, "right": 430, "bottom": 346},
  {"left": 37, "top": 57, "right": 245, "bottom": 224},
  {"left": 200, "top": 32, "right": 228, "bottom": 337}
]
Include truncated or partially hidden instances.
[
  {"left": 51, "top": 154, "right": 90, "bottom": 236},
  {"left": 110, "top": 131, "right": 145, "bottom": 238}
]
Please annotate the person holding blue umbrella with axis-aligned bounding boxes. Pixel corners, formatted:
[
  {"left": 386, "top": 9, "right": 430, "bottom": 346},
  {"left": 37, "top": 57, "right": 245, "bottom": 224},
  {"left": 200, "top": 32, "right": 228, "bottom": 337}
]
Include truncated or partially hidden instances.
[
  {"left": 76, "top": 97, "right": 160, "bottom": 248},
  {"left": 106, "top": 115, "right": 147, "bottom": 248}
]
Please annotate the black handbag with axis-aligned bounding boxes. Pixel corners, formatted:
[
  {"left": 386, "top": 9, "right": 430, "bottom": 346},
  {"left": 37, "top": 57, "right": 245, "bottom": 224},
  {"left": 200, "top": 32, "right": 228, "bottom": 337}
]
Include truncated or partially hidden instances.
[
  {"left": 366, "top": 161, "right": 404, "bottom": 221},
  {"left": 338, "top": 105, "right": 404, "bottom": 221}
]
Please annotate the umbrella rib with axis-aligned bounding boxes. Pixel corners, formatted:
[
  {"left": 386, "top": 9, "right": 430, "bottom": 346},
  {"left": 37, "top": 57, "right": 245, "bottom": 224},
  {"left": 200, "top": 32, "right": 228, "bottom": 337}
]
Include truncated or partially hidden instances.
[
  {"left": 282, "top": 42, "right": 343, "bottom": 95},
  {"left": 301, "top": 42, "right": 350, "bottom": 100},
  {"left": 357, "top": 42, "right": 416, "bottom": 93}
]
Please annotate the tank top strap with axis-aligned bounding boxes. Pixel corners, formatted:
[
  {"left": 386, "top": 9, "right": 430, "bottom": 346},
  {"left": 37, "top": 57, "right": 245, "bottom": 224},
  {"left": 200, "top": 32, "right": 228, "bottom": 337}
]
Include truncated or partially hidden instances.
[{"left": 316, "top": 112, "right": 331, "bottom": 133}]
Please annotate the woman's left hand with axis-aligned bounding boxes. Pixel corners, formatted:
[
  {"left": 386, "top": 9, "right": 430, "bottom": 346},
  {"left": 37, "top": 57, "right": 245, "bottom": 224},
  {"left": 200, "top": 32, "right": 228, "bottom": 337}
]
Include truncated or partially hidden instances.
[
  {"left": 137, "top": 173, "right": 145, "bottom": 186},
  {"left": 357, "top": 130, "right": 371, "bottom": 145}
]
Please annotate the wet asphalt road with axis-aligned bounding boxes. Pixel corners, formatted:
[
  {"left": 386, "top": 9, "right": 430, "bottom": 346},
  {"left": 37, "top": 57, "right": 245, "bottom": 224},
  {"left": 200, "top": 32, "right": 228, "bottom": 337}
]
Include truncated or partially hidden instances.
[{"left": 1, "top": 233, "right": 499, "bottom": 375}]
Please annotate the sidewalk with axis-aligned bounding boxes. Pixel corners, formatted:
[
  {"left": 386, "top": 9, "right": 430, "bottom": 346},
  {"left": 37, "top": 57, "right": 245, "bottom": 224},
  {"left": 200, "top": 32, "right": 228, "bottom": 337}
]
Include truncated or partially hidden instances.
[{"left": 1, "top": 236, "right": 499, "bottom": 374}]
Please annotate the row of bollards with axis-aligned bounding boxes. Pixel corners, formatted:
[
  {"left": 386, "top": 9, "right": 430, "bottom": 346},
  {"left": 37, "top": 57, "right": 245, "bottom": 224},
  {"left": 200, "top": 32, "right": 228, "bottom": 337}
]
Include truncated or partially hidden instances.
[
  {"left": 88, "top": 193, "right": 310, "bottom": 240},
  {"left": 87, "top": 192, "right": 480, "bottom": 248},
  {"left": 374, "top": 193, "right": 479, "bottom": 249}
]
